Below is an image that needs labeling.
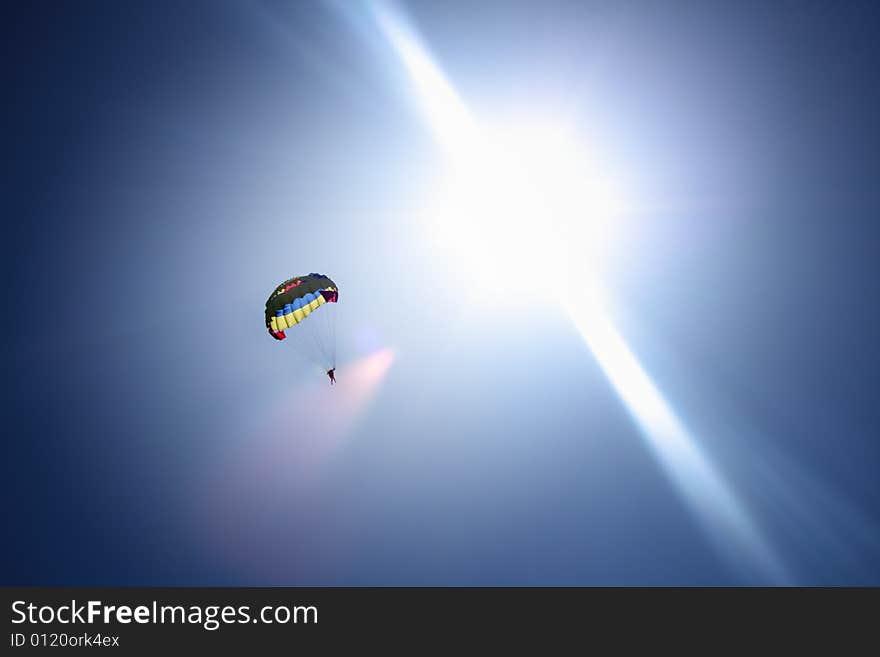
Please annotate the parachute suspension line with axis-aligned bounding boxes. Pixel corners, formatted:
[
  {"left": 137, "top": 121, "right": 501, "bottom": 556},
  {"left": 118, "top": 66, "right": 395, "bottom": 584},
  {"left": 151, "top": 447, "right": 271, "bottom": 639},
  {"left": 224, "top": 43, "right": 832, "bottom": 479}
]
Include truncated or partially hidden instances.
[
  {"left": 319, "top": 295, "right": 335, "bottom": 370},
  {"left": 317, "top": 297, "right": 336, "bottom": 370},
  {"left": 323, "top": 300, "right": 335, "bottom": 369},
  {"left": 298, "top": 297, "right": 334, "bottom": 370},
  {"left": 307, "top": 310, "right": 330, "bottom": 370},
  {"left": 330, "top": 298, "right": 337, "bottom": 369},
  {"left": 303, "top": 319, "right": 321, "bottom": 366}
]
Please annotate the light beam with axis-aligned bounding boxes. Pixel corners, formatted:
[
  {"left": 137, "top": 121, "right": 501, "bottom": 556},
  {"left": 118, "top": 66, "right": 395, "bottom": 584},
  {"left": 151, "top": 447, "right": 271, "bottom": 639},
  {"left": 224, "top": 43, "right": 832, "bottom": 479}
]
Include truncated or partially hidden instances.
[{"left": 371, "top": 1, "right": 789, "bottom": 582}]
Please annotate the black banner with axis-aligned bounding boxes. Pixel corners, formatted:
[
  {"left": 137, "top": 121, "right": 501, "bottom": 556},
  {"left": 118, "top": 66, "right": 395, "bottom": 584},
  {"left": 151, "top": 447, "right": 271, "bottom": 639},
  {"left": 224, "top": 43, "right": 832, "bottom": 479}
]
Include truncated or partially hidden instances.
[{"left": 2, "top": 587, "right": 876, "bottom": 651}]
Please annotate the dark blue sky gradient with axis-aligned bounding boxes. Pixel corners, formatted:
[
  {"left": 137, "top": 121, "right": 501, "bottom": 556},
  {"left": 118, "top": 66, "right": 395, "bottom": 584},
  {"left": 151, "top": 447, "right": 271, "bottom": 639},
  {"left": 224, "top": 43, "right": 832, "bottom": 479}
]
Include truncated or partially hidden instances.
[{"left": 4, "top": 1, "right": 879, "bottom": 585}]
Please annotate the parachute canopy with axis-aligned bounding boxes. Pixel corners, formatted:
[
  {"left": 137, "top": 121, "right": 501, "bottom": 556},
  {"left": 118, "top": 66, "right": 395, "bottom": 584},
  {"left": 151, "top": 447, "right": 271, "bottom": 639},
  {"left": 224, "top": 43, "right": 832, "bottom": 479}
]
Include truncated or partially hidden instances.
[{"left": 265, "top": 273, "right": 339, "bottom": 341}]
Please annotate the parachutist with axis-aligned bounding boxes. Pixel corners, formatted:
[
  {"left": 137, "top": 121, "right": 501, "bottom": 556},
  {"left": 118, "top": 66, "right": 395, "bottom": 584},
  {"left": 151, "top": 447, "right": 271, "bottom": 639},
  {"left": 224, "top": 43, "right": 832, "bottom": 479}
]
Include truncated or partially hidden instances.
[{"left": 263, "top": 273, "right": 339, "bottom": 382}]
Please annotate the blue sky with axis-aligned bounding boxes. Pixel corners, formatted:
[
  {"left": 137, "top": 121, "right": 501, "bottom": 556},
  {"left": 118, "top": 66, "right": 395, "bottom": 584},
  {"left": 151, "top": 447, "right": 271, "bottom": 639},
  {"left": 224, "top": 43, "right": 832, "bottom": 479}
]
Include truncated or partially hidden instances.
[{"left": 4, "top": 0, "right": 879, "bottom": 585}]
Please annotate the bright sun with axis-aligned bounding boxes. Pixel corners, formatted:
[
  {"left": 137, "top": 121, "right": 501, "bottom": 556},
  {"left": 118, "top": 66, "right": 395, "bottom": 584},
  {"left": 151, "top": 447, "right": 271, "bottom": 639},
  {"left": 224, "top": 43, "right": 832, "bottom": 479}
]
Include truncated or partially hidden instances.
[
  {"left": 373, "top": 0, "right": 622, "bottom": 305},
  {"left": 420, "top": 117, "right": 623, "bottom": 306}
]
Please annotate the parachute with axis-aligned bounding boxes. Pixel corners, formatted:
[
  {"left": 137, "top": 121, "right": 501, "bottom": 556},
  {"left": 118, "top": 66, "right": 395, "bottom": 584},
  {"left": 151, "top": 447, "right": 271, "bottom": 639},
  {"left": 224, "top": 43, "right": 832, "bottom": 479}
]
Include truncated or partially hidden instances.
[{"left": 265, "top": 273, "right": 339, "bottom": 371}]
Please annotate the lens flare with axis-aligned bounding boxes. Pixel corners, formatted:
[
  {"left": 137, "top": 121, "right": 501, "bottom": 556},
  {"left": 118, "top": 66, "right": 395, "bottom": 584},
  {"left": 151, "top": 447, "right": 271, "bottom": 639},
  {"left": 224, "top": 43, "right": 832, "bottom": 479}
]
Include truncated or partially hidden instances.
[
  {"left": 372, "top": 0, "right": 788, "bottom": 582},
  {"left": 190, "top": 348, "right": 395, "bottom": 579}
]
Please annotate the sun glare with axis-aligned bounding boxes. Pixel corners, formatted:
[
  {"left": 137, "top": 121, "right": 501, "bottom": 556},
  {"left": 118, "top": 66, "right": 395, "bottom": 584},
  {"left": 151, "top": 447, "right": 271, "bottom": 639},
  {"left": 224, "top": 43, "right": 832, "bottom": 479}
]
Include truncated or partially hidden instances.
[
  {"left": 375, "top": 4, "right": 621, "bottom": 303},
  {"left": 372, "top": 0, "right": 788, "bottom": 582},
  {"left": 420, "top": 119, "right": 623, "bottom": 303}
]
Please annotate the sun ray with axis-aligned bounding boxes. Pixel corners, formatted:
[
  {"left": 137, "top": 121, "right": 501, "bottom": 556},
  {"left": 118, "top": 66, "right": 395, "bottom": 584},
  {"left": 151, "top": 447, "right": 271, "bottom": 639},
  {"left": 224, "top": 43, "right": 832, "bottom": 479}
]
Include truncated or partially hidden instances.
[{"left": 370, "top": 1, "right": 789, "bottom": 582}]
